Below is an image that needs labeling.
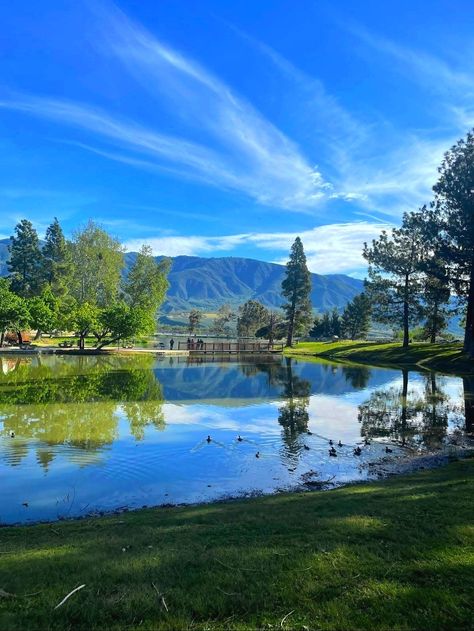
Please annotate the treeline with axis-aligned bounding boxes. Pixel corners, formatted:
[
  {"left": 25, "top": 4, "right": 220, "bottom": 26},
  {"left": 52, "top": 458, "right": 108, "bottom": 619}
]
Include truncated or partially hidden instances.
[
  {"left": 185, "top": 130, "right": 474, "bottom": 357},
  {"left": 0, "top": 219, "right": 170, "bottom": 347}
]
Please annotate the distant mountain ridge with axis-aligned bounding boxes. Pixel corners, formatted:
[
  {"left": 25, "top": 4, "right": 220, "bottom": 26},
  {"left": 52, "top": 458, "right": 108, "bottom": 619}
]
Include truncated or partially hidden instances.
[{"left": 0, "top": 238, "right": 363, "bottom": 312}]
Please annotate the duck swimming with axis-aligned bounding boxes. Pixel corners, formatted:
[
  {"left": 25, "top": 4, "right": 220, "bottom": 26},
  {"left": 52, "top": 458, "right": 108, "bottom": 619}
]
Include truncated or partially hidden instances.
[
  {"left": 385, "top": 446, "right": 393, "bottom": 453},
  {"left": 206, "top": 435, "right": 212, "bottom": 443},
  {"left": 364, "top": 437, "right": 371, "bottom": 446},
  {"left": 304, "top": 445, "right": 310, "bottom": 451},
  {"left": 255, "top": 451, "right": 260, "bottom": 458},
  {"left": 9, "top": 431, "right": 15, "bottom": 438},
  {"left": 353, "top": 446, "right": 362, "bottom": 456},
  {"left": 329, "top": 447, "right": 337, "bottom": 457},
  {"left": 338, "top": 440, "right": 343, "bottom": 447},
  {"left": 237, "top": 435, "right": 243, "bottom": 442},
  {"left": 329, "top": 439, "right": 334, "bottom": 446}
]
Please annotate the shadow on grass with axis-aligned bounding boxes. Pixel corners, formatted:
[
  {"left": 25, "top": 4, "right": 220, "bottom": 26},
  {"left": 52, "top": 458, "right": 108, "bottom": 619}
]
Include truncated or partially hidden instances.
[{"left": 0, "top": 460, "right": 473, "bottom": 630}]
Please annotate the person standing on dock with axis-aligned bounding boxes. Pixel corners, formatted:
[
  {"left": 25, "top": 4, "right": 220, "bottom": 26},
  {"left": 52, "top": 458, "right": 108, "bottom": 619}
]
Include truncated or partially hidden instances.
[{"left": 170, "top": 339, "right": 174, "bottom": 350}]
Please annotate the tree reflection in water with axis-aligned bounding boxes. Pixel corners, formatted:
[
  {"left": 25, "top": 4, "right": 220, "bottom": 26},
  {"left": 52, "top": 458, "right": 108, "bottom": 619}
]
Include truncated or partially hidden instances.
[
  {"left": 358, "top": 368, "right": 465, "bottom": 449},
  {"left": 0, "top": 354, "right": 165, "bottom": 467},
  {"left": 277, "top": 358, "right": 311, "bottom": 454}
]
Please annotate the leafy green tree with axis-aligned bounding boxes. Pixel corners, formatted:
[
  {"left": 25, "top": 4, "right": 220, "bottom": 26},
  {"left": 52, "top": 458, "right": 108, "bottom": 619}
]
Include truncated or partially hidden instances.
[
  {"left": 95, "top": 302, "right": 150, "bottom": 349},
  {"left": 72, "top": 302, "right": 101, "bottom": 350},
  {"left": 125, "top": 245, "right": 170, "bottom": 315},
  {"left": 188, "top": 309, "right": 202, "bottom": 335},
  {"left": 281, "top": 237, "right": 312, "bottom": 346},
  {"left": 7, "top": 219, "right": 43, "bottom": 297},
  {"left": 363, "top": 212, "right": 427, "bottom": 347},
  {"left": 28, "top": 286, "right": 60, "bottom": 338},
  {"left": 41, "top": 217, "right": 72, "bottom": 295},
  {"left": 237, "top": 300, "right": 269, "bottom": 337},
  {"left": 71, "top": 221, "right": 124, "bottom": 307},
  {"left": 211, "top": 304, "right": 235, "bottom": 336},
  {"left": 255, "top": 311, "right": 286, "bottom": 345},
  {"left": 341, "top": 293, "right": 371, "bottom": 340},
  {"left": 0, "top": 279, "right": 28, "bottom": 345},
  {"left": 432, "top": 131, "right": 474, "bottom": 357}
]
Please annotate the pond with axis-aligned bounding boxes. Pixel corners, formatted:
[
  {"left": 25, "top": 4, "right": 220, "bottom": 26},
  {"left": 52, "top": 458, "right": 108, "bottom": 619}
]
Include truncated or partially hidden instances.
[{"left": 0, "top": 354, "right": 472, "bottom": 524}]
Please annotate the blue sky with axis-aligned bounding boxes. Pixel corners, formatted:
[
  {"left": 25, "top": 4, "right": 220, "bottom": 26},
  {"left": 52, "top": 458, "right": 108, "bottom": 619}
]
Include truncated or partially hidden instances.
[{"left": 1, "top": 0, "right": 473, "bottom": 276}]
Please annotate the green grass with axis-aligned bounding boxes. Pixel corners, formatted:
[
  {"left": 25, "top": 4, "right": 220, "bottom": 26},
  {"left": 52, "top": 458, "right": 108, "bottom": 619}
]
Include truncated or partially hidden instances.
[
  {"left": 285, "top": 341, "right": 474, "bottom": 374},
  {"left": 1, "top": 460, "right": 473, "bottom": 630}
]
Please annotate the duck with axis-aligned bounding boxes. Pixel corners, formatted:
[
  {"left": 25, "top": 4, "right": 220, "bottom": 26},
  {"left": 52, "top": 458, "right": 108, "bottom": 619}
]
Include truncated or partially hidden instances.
[
  {"left": 385, "top": 446, "right": 393, "bottom": 454},
  {"left": 364, "top": 437, "right": 371, "bottom": 446},
  {"left": 304, "top": 445, "right": 310, "bottom": 451},
  {"left": 9, "top": 431, "right": 15, "bottom": 438},
  {"left": 329, "top": 447, "right": 337, "bottom": 457},
  {"left": 206, "top": 435, "right": 212, "bottom": 443},
  {"left": 255, "top": 451, "right": 260, "bottom": 459},
  {"left": 338, "top": 440, "right": 343, "bottom": 447},
  {"left": 353, "top": 446, "right": 362, "bottom": 456},
  {"left": 329, "top": 439, "right": 334, "bottom": 446},
  {"left": 306, "top": 430, "right": 313, "bottom": 435},
  {"left": 237, "top": 435, "right": 243, "bottom": 442}
]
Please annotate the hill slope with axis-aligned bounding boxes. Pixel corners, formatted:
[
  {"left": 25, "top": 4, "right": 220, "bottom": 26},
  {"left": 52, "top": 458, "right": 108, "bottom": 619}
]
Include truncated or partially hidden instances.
[{"left": 0, "top": 239, "right": 363, "bottom": 312}]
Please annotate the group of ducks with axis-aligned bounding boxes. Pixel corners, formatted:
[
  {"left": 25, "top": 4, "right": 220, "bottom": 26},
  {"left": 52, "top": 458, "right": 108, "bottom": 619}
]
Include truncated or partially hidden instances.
[{"left": 205, "top": 433, "right": 394, "bottom": 460}]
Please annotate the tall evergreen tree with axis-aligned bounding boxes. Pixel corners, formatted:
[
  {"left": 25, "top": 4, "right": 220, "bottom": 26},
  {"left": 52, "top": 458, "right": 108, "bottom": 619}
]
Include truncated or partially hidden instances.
[
  {"left": 281, "top": 237, "right": 312, "bottom": 346},
  {"left": 41, "top": 217, "right": 71, "bottom": 294},
  {"left": 7, "top": 219, "right": 43, "bottom": 297},
  {"left": 432, "top": 130, "right": 474, "bottom": 357},
  {"left": 341, "top": 293, "right": 371, "bottom": 340},
  {"left": 421, "top": 257, "right": 451, "bottom": 343},
  {"left": 237, "top": 300, "right": 269, "bottom": 337},
  {"left": 363, "top": 212, "right": 427, "bottom": 348}
]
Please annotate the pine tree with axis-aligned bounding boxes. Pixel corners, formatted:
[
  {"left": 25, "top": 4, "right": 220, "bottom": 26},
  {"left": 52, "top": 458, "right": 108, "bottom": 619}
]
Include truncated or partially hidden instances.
[
  {"left": 281, "top": 237, "right": 312, "bottom": 346},
  {"left": 7, "top": 219, "right": 43, "bottom": 297},
  {"left": 363, "top": 212, "right": 427, "bottom": 347},
  {"left": 341, "top": 293, "right": 371, "bottom": 340},
  {"left": 432, "top": 130, "right": 474, "bottom": 357},
  {"left": 41, "top": 218, "right": 71, "bottom": 294}
]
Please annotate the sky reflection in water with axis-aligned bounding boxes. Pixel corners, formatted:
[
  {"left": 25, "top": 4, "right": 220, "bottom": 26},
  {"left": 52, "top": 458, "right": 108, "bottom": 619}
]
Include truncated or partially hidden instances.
[{"left": 0, "top": 354, "right": 471, "bottom": 524}]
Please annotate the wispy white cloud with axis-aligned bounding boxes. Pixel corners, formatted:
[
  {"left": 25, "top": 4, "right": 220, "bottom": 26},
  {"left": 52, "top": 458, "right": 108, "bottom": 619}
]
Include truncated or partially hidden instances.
[
  {"left": 0, "top": 2, "right": 335, "bottom": 211},
  {"left": 124, "top": 221, "right": 389, "bottom": 274},
  {"left": 345, "top": 23, "right": 474, "bottom": 98}
]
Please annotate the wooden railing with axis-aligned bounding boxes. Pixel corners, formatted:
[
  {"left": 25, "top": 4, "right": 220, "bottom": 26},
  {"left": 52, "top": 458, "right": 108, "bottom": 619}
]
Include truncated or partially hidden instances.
[{"left": 177, "top": 341, "right": 284, "bottom": 353}]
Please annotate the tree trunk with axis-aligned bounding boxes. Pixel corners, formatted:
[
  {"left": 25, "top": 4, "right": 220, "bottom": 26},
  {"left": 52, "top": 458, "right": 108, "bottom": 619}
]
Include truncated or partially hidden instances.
[
  {"left": 286, "top": 300, "right": 296, "bottom": 347},
  {"left": 430, "top": 302, "right": 438, "bottom": 344},
  {"left": 399, "top": 368, "right": 409, "bottom": 445},
  {"left": 0, "top": 330, "right": 4, "bottom": 347},
  {"left": 17, "top": 331, "right": 23, "bottom": 345},
  {"left": 463, "top": 256, "right": 474, "bottom": 358},
  {"left": 34, "top": 329, "right": 42, "bottom": 340},
  {"left": 463, "top": 376, "right": 474, "bottom": 434},
  {"left": 402, "top": 273, "right": 410, "bottom": 348}
]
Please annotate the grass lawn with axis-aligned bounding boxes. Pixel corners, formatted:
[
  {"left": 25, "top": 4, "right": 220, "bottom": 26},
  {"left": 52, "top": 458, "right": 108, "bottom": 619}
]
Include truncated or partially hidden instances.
[
  {"left": 285, "top": 341, "right": 474, "bottom": 374},
  {"left": 0, "top": 459, "right": 473, "bottom": 630}
]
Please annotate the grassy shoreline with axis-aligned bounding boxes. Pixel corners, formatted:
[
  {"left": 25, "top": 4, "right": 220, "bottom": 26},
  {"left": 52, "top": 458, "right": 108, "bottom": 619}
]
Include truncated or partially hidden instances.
[
  {"left": 1, "top": 459, "right": 473, "bottom": 630},
  {"left": 284, "top": 341, "right": 474, "bottom": 374}
]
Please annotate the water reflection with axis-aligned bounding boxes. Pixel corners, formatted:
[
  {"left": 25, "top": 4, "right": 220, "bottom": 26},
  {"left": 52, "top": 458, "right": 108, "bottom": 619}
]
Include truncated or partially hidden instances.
[
  {"left": 0, "top": 354, "right": 471, "bottom": 524},
  {"left": 358, "top": 369, "right": 468, "bottom": 449}
]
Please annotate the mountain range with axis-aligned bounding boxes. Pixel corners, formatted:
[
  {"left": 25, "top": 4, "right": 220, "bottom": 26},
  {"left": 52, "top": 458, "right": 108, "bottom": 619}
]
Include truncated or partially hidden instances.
[{"left": 0, "top": 238, "right": 363, "bottom": 313}]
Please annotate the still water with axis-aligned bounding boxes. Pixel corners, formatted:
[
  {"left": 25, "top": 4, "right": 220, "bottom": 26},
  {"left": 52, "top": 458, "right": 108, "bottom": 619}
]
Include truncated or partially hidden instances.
[{"left": 0, "top": 354, "right": 472, "bottom": 524}]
